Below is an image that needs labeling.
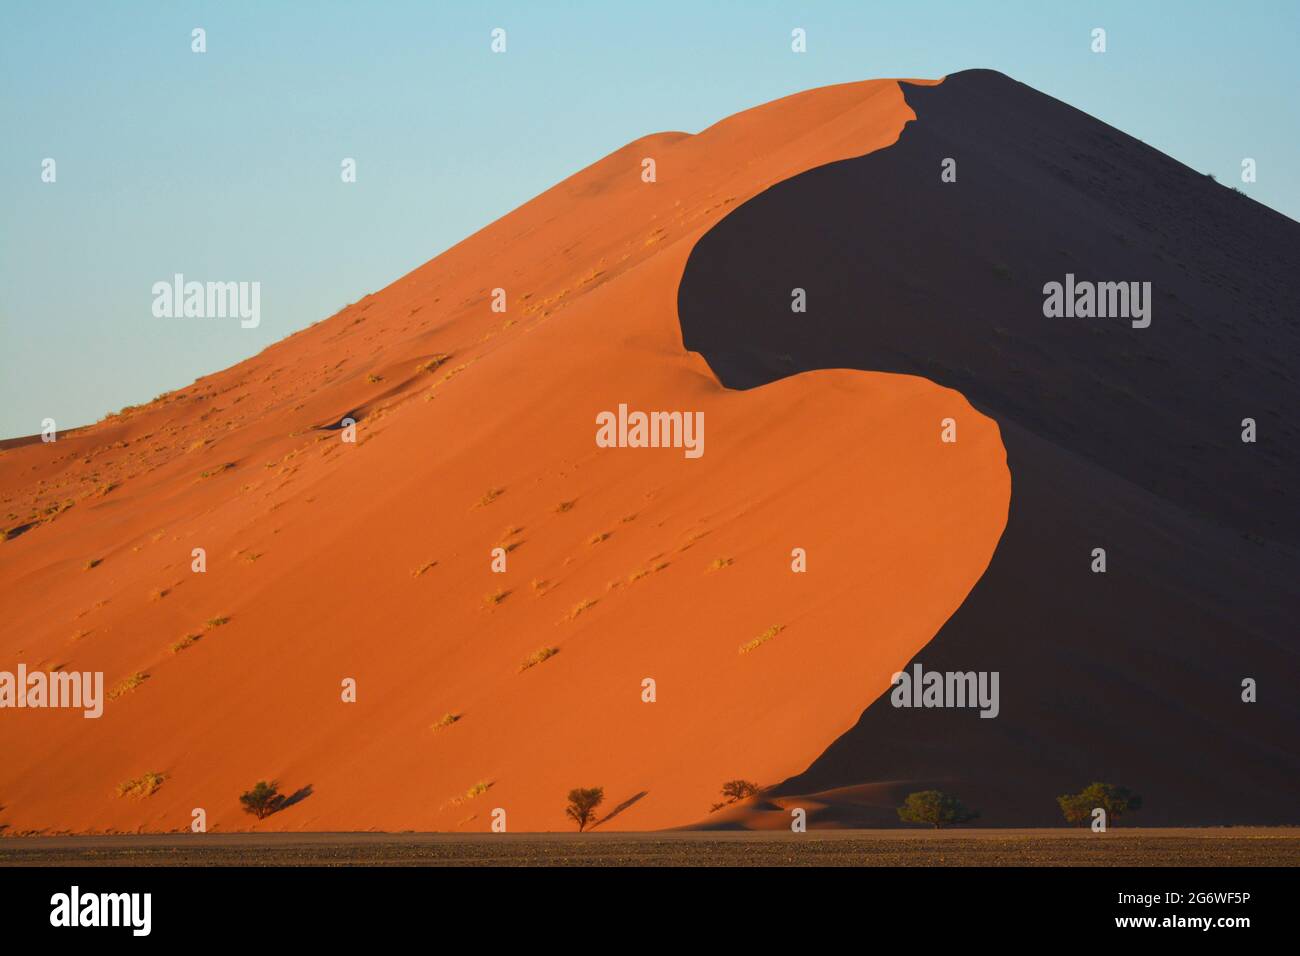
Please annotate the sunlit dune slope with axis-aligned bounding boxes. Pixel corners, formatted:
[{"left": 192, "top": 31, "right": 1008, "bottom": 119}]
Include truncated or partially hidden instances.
[{"left": 0, "top": 77, "right": 1010, "bottom": 833}]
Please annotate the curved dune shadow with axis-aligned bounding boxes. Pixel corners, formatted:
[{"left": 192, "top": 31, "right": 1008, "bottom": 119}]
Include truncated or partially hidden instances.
[{"left": 677, "top": 70, "right": 1300, "bottom": 825}]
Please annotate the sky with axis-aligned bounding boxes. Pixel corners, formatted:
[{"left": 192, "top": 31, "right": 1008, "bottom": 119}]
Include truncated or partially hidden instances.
[{"left": 2, "top": 0, "right": 1297, "bottom": 437}]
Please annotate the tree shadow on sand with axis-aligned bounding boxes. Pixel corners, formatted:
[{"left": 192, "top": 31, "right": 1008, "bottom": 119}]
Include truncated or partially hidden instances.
[{"left": 592, "top": 790, "right": 648, "bottom": 830}]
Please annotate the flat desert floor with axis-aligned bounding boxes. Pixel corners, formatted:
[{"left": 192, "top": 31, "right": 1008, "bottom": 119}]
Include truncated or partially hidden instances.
[{"left": 2, "top": 828, "right": 1296, "bottom": 867}]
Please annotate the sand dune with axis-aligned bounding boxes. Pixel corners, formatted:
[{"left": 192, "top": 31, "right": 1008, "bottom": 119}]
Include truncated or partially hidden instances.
[{"left": 0, "top": 77, "right": 1014, "bottom": 833}]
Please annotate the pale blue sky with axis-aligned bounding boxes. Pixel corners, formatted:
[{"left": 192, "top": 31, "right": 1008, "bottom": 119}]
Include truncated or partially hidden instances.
[{"left": 2, "top": 1, "right": 1297, "bottom": 437}]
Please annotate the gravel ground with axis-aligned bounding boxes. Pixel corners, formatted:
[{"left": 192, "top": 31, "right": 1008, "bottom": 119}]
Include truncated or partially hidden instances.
[{"left": 2, "top": 828, "right": 1296, "bottom": 866}]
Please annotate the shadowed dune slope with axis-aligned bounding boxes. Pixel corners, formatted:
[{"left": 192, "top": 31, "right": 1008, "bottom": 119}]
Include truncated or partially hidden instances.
[
  {"left": 0, "top": 78, "right": 1013, "bottom": 833},
  {"left": 678, "top": 69, "right": 1300, "bottom": 826}
]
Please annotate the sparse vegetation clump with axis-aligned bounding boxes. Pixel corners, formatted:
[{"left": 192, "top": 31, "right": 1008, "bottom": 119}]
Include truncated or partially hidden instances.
[
  {"left": 411, "top": 559, "right": 437, "bottom": 578},
  {"left": 441, "top": 363, "right": 471, "bottom": 383},
  {"left": 239, "top": 780, "right": 286, "bottom": 820},
  {"left": 83, "top": 558, "right": 102, "bottom": 570},
  {"left": 1058, "top": 782, "right": 1142, "bottom": 827},
  {"left": 739, "top": 624, "right": 783, "bottom": 655},
  {"left": 170, "top": 633, "right": 200, "bottom": 653},
  {"left": 477, "top": 487, "right": 504, "bottom": 508},
  {"left": 117, "top": 772, "right": 164, "bottom": 798},
  {"left": 441, "top": 779, "right": 494, "bottom": 809},
  {"left": 565, "top": 786, "right": 604, "bottom": 832},
  {"left": 431, "top": 712, "right": 461, "bottom": 731},
  {"left": 416, "top": 354, "right": 451, "bottom": 374},
  {"left": 568, "top": 599, "right": 597, "bottom": 620},
  {"left": 199, "top": 463, "right": 234, "bottom": 478},
  {"left": 708, "top": 557, "right": 733, "bottom": 571},
  {"left": 554, "top": 500, "right": 575, "bottom": 513},
  {"left": 518, "top": 646, "right": 558, "bottom": 671},
  {"left": 205, "top": 616, "right": 229, "bottom": 629},
  {"left": 108, "top": 672, "right": 149, "bottom": 700},
  {"left": 483, "top": 588, "right": 510, "bottom": 607},
  {"left": 897, "top": 790, "right": 980, "bottom": 829}
]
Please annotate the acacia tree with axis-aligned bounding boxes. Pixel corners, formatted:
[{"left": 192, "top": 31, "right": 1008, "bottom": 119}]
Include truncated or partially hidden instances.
[
  {"left": 565, "top": 787, "right": 605, "bottom": 832},
  {"left": 239, "top": 780, "right": 286, "bottom": 820},
  {"left": 896, "top": 790, "right": 979, "bottom": 829},
  {"left": 720, "top": 779, "right": 760, "bottom": 803},
  {"left": 1057, "top": 783, "right": 1142, "bottom": 827}
]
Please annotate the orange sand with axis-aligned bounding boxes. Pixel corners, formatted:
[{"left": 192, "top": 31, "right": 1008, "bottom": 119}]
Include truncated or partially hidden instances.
[{"left": 0, "top": 77, "right": 1009, "bottom": 833}]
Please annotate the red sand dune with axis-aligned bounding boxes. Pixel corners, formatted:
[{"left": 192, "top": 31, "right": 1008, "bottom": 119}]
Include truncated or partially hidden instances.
[{"left": 0, "top": 77, "right": 1010, "bottom": 834}]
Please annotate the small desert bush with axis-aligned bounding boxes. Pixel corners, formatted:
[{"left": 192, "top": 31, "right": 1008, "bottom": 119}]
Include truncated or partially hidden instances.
[
  {"left": 708, "top": 557, "right": 733, "bottom": 571},
  {"left": 415, "top": 354, "right": 451, "bottom": 373},
  {"left": 477, "top": 487, "right": 504, "bottom": 508},
  {"left": 205, "top": 616, "right": 229, "bottom": 629},
  {"left": 431, "top": 712, "right": 461, "bottom": 731},
  {"left": 568, "top": 599, "right": 596, "bottom": 620},
  {"left": 554, "top": 500, "right": 575, "bottom": 514},
  {"left": 739, "top": 625, "right": 783, "bottom": 655},
  {"left": 170, "top": 633, "right": 200, "bottom": 654},
  {"left": 239, "top": 780, "right": 286, "bottom": 820},
  {"left": 83, "top": 558, "right": 102, "bottom": 570},
  {"left": 366, "top": 373, "right": 383, "bottom": 383},
  {"left": 518, "top": 647, "right": 558, "bottom": 672},
  {"left": 483, "top": 588, "right": 510, "bottom": 607},
  {"left": 108, "top": 672, "right": 149, "bottom": 700},
  {"left": 117, "top": 772, "right": 165, "bottom": 799}
]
